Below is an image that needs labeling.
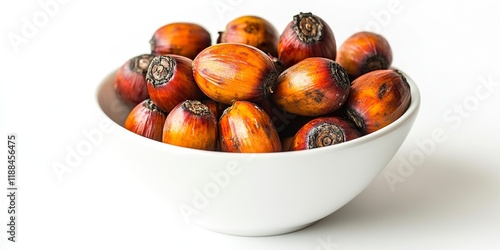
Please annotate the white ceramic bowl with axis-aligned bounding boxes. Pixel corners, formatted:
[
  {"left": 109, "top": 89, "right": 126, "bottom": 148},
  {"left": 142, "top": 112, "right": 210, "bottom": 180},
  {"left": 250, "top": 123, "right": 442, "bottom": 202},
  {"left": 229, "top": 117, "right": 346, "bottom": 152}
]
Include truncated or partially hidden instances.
[{"left": 96, "top": 69, "right": 420, "bottom": 236}]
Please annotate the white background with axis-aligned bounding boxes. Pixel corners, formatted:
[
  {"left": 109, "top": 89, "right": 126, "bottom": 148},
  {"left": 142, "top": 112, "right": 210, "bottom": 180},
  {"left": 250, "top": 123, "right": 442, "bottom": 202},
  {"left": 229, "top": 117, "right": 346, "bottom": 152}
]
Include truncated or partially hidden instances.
[{"left": 1, "top": 0, "right": 500, "bottom": 249}]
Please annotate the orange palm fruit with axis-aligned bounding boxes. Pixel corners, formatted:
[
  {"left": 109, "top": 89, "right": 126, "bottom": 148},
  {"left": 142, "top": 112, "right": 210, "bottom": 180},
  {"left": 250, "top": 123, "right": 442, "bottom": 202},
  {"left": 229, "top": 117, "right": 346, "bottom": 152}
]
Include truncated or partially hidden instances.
[
  {"left": 150, "top": 22, "right": 211, "bottom": 60},
  {"left": 289, "top": 117, "right": 361, "bottom": 151},
  {"left": 219, "top": 101, "right": 282, "bottom": 153},
  {"left": 345, "top": 69, "right": 411, "bottom": 134},
  {"left": 278, "top": 12, "right": 337, "bottom": 68},
  {"left": 192, "top": 43, "right": 278, "bottom": 105},
  {"left": 124, "top": 99, "right": 167, "bottom": 142},
  {"left": 162, "top": 100, "right": 218, "bottom": 150},
  {"left": 271, "top": 57, "right": 351, "bottom": 116},
  {"left": 217, "top": 15, "right": 279, "bottom": 57},
  {"left": 146, "top": 55, "right": 204, "bottom": 113},
  {"left": 336, "top": 31, "right": 393, "bottom": 81}
]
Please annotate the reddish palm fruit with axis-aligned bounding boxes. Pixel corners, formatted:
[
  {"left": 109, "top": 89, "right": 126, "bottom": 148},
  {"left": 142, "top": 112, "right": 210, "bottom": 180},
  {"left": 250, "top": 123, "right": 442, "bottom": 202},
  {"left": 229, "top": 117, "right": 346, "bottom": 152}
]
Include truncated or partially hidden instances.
[
  {"left": 336, "top": 31, "right": 393, "bottom": 81},
  {"left": 219, "top": 101, "right": 282, "bottom": 153},
  {"left": 192, "top": 43, "right": 278, "bottom": 105},
  {"left": 217, "top": 15, "right": 279, "bottom": 57},
  {"left": 150, "top": 22, "right": 212, "bottom": 60},
  {"left": 124, "top": 99, "right": 167, "bottom": 142},
  {"left": 345, "top": 69, "right": 411, "bottom": 134},
  {"left": 289, "top": 117, "right": 361, "bottom": 151},
  {"left": 271, "top": 57, "right": 351, "bottom": 116},
  {"left": 278, "top": 12, "right": 337, "bottom": 68},
  {"left": 162, "top": 100, "right": 218, "bottom": 150},
  {"left": 146, "top": 55, "right": 204, "bottom": 113},
  {"left": 113, "top": 54, "right": 155, "bottom": 107}
]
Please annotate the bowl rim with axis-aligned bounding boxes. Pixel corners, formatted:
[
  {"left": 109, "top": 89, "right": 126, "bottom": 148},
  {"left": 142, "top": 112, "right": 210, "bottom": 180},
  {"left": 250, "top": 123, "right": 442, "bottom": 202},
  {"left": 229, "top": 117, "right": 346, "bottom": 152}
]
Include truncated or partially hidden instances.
[{"left": 96, "top": 68, "right": 421, "bottom": 158}]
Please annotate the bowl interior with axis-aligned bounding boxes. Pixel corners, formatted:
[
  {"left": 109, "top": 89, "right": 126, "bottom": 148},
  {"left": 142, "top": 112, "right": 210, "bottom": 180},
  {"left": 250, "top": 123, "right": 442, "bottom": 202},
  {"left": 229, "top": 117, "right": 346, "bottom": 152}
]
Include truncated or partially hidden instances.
[{"left": 97, "top": 69, "right": 420, "bottom": 156}]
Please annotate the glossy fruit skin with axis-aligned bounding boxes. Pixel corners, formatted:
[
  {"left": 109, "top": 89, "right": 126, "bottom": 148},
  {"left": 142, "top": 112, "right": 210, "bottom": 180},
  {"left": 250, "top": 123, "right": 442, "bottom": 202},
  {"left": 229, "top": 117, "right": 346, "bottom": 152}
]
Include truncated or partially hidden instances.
[
  {"left": 336, "top": 31, "right": 393, "bottom": 81},
  {"left": 345, "top": 69, "right": 411, "bottom": 134},
  {"left": 219, "top": 101, "right": 282, "bottom": 153},
  {"left": 289, "top": 116, "right": 361, "bottom": 151},
  {"left": 192, "top": 43, "right": 278, "bottom": 105},
  {"left": 271, "top": 57, "right": 351, "bottom": 117},
  {"left": 146, "top": 55, "right": 204, "bottom": 113},
  {"left": 114, "top": 54, "right": 154, "bottom": 107},
  {"left": 124, "top": 99, "right": 167, "bottom": 141},
  {"left": 218, "top": 15, "right": 279, "bottom": 57},
  {"left": 278, "top": 12, "right": 337, "bottom": 68},
  {"left": 162, "top": 100, "right": 218, "bottom": 150},
  {"left": 150, "top": 22, "right": 211, "bottom": 60}
]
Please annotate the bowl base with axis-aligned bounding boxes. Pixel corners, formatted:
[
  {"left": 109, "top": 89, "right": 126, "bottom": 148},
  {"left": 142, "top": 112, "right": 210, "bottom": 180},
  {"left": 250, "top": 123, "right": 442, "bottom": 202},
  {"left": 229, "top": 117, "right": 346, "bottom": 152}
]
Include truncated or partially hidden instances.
[{"left": 194, "top": 220, "right": 317, "bottom": 237}]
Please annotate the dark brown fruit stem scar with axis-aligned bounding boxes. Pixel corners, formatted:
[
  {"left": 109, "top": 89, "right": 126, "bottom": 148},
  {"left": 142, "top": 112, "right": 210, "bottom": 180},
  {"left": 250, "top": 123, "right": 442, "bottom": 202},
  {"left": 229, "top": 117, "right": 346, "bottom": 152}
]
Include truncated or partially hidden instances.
[
  {"left": 346, "top": 108, "right": 366, "bottom": 133},
  {"left": 261, "top": 70, "right": 278, "bottom": 97},
  {"left": 394, "top": 69, "right": 411, "bottom": 90},
  {"left": 308, "top": 123, "right": 345, "bottom": 149},
  {"left": 182, "top": 100, "right": 211, "bottom": 116},
  {"left": 293, "top": 12, "right": 323, "bottom": 44},
  {"left": 216, "top": 31, "right": 224, "bottom": 43},
  {"left": 330, "top": 62, "right": 351, "bottom": 89},
  {"left": 361, "top": 54, "right": 388, "bottom": 75},
  {"left": 144, "top": 99, "right": 167, "bottom": 115},
  {"left": 146, "top": 55, "right": 176, "bottom": 87}
]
